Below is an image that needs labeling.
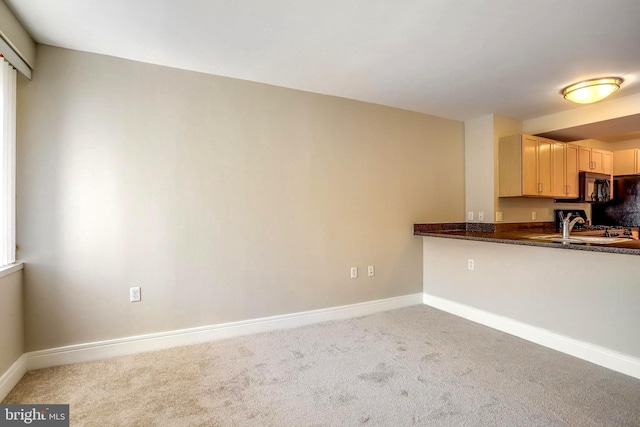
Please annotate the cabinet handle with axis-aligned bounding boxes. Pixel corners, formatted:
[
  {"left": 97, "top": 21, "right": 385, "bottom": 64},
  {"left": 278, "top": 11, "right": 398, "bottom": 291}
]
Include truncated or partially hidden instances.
[
  {"left": 538, "top": 183, "right": 543, "bottom": 193},
  {"left": 566, "top": 184, "right": 571, "bottom": 195}
]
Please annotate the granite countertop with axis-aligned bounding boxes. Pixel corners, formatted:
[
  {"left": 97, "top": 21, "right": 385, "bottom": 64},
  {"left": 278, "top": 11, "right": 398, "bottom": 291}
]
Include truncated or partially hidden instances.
[{"left": 414, "top": 222, "right": 640, "bottom": 256}]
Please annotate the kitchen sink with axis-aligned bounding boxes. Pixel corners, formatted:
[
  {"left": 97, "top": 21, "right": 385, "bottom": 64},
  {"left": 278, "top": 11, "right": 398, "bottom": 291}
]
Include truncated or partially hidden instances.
[
  {"left": 529, "top": 234, "right": 631, "bottom": 244},
  {"left": 570, "top": 236, "right": 632, "bottom": 244}
]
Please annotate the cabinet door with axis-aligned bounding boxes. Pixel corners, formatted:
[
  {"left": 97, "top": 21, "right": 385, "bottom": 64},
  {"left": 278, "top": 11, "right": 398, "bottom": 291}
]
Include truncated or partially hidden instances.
[
  {"left": 537, "top": 138, "right": 553, "bottom": 196},
  {"left": 566, "top": 144, "right": 579, "bottom": 197},
  {"left": 613, "top": 149, "right": 636, "bottom": 175},
  {"left": 602, "top": 151, "right": 613, "bottom": 175},
  {"left": 591, "top": 149, "right": 605, "bottom": 173},
  {"left": 521, "top": 135, "right": 539, "bottom": 195},
  {"left": 551, "top": 141, "right": 566, "bottom": 197},
  {"left": 578, "top": 146, "right": 592, "bottom": 171}
]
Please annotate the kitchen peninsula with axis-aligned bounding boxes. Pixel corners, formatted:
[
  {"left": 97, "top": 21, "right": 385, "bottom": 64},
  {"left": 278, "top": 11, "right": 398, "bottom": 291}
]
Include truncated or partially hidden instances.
[
  {"left": 416, "top": 220, "right": 640, "bottom": 381},
  {"left": 414, "top": 222, "right": 640, "bottom": 255}
]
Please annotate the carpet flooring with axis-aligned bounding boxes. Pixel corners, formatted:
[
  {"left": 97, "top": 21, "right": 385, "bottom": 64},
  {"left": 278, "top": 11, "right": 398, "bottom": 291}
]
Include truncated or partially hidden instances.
[{"left": 4, "top": 305, "right": 640, "bottom": 426}]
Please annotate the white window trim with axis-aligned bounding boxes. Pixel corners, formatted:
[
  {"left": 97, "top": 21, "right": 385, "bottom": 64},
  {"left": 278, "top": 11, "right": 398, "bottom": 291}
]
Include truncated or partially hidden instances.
[
  {"left": 0, "top": 56, "right": 17, "bottom": 267},
  {"left": 0, "top": 260, "right": 22, "bottom": 279}
]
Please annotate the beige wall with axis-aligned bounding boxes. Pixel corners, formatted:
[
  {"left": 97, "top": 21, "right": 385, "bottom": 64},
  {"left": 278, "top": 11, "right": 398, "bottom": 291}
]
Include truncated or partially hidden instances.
[
  {"left": 464, "top": 115, "right": 494, "bottom": 222},
  {"left": 0, "top": 270, "right": 24, "bottom": 374},
  {"left": 17, "top": 45, "right": 465, "bottom": 351},
  {"left": 496, "top": 198, "right": 592, "bottom": 223},
  {"left": 423, "top": 237, "right": 640, "bottom": 358}
]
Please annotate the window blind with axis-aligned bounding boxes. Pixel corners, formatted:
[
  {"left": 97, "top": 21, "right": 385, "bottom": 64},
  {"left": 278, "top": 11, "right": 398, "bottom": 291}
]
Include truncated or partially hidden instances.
[{"left": 0, "top": 57, "right": 17, "bottom": 266}]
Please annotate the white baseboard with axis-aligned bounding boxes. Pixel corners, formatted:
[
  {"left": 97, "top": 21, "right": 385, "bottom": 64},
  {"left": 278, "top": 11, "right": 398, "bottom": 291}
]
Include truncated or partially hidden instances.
[
  {"left": 423, "top": 293, "right": 640, "bottom": 380},
  {"left": 25, "top": 293, "right": 423, "bottom": 371},
  {"left": 0, "top": 354, "right": 27, "bottom": 401},
  {"left": 5, "top": 291, "right": 636, "bottom": 402}
]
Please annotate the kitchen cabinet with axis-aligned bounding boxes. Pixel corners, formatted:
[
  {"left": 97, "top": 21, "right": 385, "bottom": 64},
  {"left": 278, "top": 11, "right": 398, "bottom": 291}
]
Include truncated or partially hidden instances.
[
  {"left": 565, "top": 144, "right": 579, "bottom": 198},
  {"left": 578, "top": 146, "right": 591, "bottom": 171},
  {"left": 551, "top": 141, "right": 566, "bottom": 197},
  {"left": 551, "top": 142, "right": 579, "bottom": 198},
  {"left": 613, "top": 149, "right": 640, "bottom": 175},
  {"left": 578, "top": 147, "right": 613, "bottom": 174},
  {"left": 499, "top": 135, "right": 580, "bottom": 199},
  {"left": 603, "top": 150, "right": 613, "bottom": 175},
  {"left": 499, "top": 134, "right": 553, "bottom": 197}
]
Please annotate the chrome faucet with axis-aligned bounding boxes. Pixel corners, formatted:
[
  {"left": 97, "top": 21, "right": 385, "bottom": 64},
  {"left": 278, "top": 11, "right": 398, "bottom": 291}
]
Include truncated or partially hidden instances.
[{"left": 558, "top": 211, "right": 585, "bottom": 239}]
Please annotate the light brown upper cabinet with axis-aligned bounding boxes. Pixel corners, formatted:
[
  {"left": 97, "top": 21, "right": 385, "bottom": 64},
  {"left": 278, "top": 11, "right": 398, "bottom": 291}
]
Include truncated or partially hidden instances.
[
  {"left": 499, "top": 134, "right": 553, "bottom": 197},
  {"left": 499, "top": 135, "right": 580, "bottom": 199},
  {"left": 551, "top": 141, "right": 580, "bottom": 199},
  {"left": 565, "top": 144, "right": 579, "bottom": 198},
  {"left": 551, "top": 140, "right": 567, "bottom": 197},
  {"left": 579, "top": 147, "right": 613, "bottom": 174},
  {"left": 613, "top": 149, "right": 640, "bottom": 175},
  {"left": 552, "top": 141, "right": 580, "bottom": 198}
]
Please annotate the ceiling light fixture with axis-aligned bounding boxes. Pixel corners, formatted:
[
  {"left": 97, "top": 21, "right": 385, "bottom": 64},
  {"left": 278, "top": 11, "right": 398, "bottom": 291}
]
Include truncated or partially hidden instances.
[{"left": 562, "top": 77, "right": 623, "bottom": 104}]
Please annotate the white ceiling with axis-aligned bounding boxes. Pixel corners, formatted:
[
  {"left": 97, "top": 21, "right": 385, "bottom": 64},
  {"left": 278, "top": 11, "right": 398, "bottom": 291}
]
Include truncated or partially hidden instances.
[{"left": 6, "top": 0, "right": 640, "bottom": 122}]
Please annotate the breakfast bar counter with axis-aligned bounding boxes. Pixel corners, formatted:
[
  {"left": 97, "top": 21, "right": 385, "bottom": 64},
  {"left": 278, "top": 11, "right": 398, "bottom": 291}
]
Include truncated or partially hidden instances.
[
  {"left": 417, "top": 221, "right": 640, "bottom": 376},
  {"left": 414, "top": 222, "right": 640, "bottom": 256}
]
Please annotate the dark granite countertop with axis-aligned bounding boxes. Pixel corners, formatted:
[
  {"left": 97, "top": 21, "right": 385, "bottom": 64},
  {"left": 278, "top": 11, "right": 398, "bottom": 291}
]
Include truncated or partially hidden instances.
[{"left": 414, "top": 222, "right": 640, "bottom": 256}]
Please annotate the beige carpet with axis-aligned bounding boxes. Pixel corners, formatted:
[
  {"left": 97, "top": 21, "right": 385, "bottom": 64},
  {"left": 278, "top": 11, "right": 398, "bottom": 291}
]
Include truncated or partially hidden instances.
[{"left": 4, "top": 305, "right": 640, "bottom": 426}]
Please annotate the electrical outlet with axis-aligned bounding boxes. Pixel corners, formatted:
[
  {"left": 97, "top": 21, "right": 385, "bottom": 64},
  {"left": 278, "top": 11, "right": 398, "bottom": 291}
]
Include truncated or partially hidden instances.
[
  {"left": 496, "top": 212, "right": 504, "bottom": 222},
  {"left": 478, "top": 212, "right": 484, "bottom": 221},
  {"left": 467, "top": 211, "right": 474, "bottom": 221},
  {"left": 130, "top": 287, "right": 141, "bottom": 302},
  {"left": 350, "top": 267, "right": 358, "bottom": 279},
  {"left": 367, "top": 265, "right": 375, "bottom": 277},
  {"left": 532, "top": 211, "right": 537, "bottom": 220},
  {"left": 467, "top": 259, "right": 475, "bottom": 271}
]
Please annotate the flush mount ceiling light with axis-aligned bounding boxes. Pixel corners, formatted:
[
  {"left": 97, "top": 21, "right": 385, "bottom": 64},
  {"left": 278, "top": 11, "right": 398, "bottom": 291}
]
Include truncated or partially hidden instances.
[{"left": 562, "top": 77, "right": 623, "bottom": 104}]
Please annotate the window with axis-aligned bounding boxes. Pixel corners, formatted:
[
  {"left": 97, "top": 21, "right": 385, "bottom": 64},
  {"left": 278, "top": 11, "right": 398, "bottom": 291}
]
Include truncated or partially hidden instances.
[{"left": 0, "top": 55, "right": 17, "bottom": 266}]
